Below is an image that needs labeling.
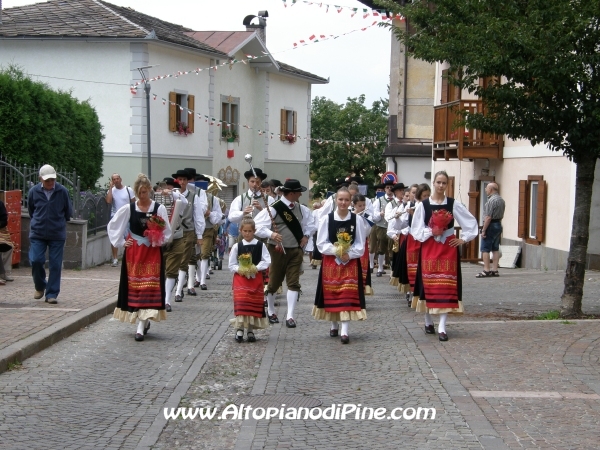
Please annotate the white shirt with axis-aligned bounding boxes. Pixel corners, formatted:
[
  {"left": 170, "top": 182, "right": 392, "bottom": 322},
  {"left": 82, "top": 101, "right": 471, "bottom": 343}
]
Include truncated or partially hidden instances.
[
  {"left": 384, "top": 199, "right": 405, "bottom": 222},
  {"left": 107, "top": 201, "right": 172, "bottom": 247},
  {"left": 109, "top": 186, "right": 135, "bottom": 216},
  {"left": 228, "top": 238, "right": 271, "bottom": 273},
  {"left": 410, "top": 196, "right": 478, "bottom": 243},
  {"left": 254, "top": 196, "right": 316, "bottom": 241},
  {"left": 373, "top": 196, "right": 397, "bottom": 223},
  {"left": 228, "top": 190, "right": 275, "bottom": 224},
  {"left": 205, "top": 193, "right": 225, "bottom": 227},
  {"left": 316, "top": 211, "right": 366, "bottom": 260}
]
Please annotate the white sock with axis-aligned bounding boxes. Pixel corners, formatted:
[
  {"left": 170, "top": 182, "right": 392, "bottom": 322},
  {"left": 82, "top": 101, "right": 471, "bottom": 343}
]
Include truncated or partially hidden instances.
[
  {"left": 136, "top": 319, "right": 146, "bottom": 335},
  {"left": 424, "top": 313, "right": 434, "bottom": 326},
  {"left": 165, "top": 278, "right": 176, "bottom": 305},
  {"left": 187, "top": 265, "right": 196, "bottom": 289},
  {"left": 196, "top": 260, "right": 201, "bottom": 282},
  {"left": 330, "top": 321, "right": 339, "bottom": 330},
  {"left": 267, "top": 293, "right": 276, "bottom": 316},
  {"left": 286, "top": 290, "right": 298, "bottom": 320},
  {"left": 176, "top": 270, "right": 186, "bottom": 295},
  {"left": 377, "top": 255, "right": 385, "bottom": 272},
  {"left": 369, "top": 253, "right": 375, "bottom": 268},
  {"left": 200, "top": 259, "right": 209, "bottom": 285},
  {"left": 438, "top": 313, "right": 448, "bottom": 334},
  {"left": 340, "top": 321, "right": 349, "bottom": 336}
]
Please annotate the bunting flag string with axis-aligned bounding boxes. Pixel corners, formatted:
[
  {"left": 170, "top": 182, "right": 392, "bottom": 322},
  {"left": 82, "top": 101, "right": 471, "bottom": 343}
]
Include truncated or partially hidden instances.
[
  {"left": 282, "top": 0, "right": 404, "bottom": 20},
  {"left": 292, "top": 21, "right": 383, "bottom": 47},
  {"left": 157, "top": 97, "right": 386, "bottom": 148}
]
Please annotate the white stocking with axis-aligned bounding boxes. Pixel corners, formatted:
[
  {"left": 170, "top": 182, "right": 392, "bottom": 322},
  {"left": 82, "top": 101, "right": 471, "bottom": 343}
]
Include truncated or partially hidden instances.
[
  {"left": 165, "top": 278, "right": 176, "bottom": 305},
  {"left": 286, "top": 290, "right": 298, "bottom": 320},
  {"left": 176, "top": 270, "right": 186, "bottom": 295},
  {"left": 266, "top": 293, "right": 276, "bottom": 316},
  {"left": 377, "top": 255, "right": 385, "bottom": 272},
  {"left": 136, "top": 319, "right": 146, "bottom": 335},
  {"left": 424, "top": 313, "right": 434, "bottom": 326},
  {"left": 438, "top": 313, "right": 448, "bottom": 334},
  {"left": 369, "top": 253, "right": 375, "bottom": 268},
  {"left": 199, "top": 259, "right": 209, "bottom": 285},
  {"left": 196, "top": 260, "right": 201, "bottom": 282},
  {"left": 330, "top": 321, "right": 339, "bottom": 330},
  {"left": 187, "top": 265, "right": 196, "bottom": 289},
  {"left": 340, "top": 321, "right": 349, "bottom": 336}
]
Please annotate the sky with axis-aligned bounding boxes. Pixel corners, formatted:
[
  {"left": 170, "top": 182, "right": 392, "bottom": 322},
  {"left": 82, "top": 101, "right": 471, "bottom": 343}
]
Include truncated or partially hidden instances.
[{"left": 3, "top": 0, "right": 392, "bottom": 107}]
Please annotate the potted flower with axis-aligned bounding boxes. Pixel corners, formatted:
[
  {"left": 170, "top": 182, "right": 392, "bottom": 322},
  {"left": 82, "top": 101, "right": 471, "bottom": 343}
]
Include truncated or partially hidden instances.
[
  {"left": 176, "top": 121, "right": 191, "bottom": 136},
  {"left": 285, "top": 132, "right": 296, "bottom": 143},
  {"left": 222, "top": 130, "right": 238, "bottom": 142}
]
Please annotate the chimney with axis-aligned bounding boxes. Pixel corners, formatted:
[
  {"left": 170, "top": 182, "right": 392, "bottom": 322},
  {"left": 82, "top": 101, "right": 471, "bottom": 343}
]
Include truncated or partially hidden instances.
[{"left": 243, "top": 10, "right": 268, "bottom": 44}]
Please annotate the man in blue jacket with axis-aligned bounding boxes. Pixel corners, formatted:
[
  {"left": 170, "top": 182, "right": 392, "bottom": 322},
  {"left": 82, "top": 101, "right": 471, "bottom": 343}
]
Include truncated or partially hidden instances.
[{"left": 28, "top": 165, "right": 73, "bottom": 304}]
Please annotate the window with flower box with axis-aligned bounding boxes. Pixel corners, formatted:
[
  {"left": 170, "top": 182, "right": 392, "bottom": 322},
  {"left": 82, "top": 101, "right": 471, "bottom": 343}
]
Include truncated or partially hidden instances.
[
  {"left": 221, "top": 95, "right": 240, "bottom": 141},
  {"left": 169, "top": 91, "right": 194, "bottom": 135},
  {"left": 280, "top": 108, "right": 297, "bottom": 143}
]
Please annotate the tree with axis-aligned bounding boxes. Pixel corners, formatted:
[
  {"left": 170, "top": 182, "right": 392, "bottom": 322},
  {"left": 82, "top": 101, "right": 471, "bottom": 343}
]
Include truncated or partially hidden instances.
[
  {"left": 0, "top": 65, "right": 104, "bottom": 188},
  {"left": 310, "top": 95, "right": 388, "bottom": 197},
  {"left": 379, "top": 0, "right": 600, "bottom": 317}
]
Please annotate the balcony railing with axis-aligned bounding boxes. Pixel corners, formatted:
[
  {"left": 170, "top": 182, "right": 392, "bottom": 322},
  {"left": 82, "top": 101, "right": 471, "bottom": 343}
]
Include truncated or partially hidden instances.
[{"left": 433, "top": 100, "right": 503, "bottom": 161}]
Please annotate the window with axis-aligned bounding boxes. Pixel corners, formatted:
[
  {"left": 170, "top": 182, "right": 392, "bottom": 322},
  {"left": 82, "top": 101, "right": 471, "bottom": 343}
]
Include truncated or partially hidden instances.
[
  {"left": 168, "top": 92, "right": 195, "bottom": 134},
  {"left": 280, "top": 108, "right": 297, "bottom": 143},
  {"left": 221, "top": 95, "right": 240, "bottom": 140},
  {"left": 518, "top": 175, "right": 546, "bottom": 245},
  {"left": 440, "top": 69, "right": 461, "bottom": 104}
]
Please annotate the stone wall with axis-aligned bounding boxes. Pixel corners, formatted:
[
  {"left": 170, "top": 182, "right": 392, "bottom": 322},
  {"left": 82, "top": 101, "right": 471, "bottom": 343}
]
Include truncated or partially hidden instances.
[{"left": 502, "top": 237, "right": 599, "bottom": 271}]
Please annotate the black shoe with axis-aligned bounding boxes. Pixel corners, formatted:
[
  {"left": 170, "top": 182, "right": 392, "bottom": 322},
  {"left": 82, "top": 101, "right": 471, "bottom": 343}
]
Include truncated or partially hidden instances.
[
  {"left": 376, "top": 272, "right": 383, "bottom": 277},
  {"left": 194, "top": 281, "right": 200, "bottom": 288},
  {"left": 175, "top": 295, "right": 183, "bottom": 302},
  {"left": 439, "top": 332, "right": 448, "bottom": 342},
  {"left": 209, "top": 269, "right": 214, "bottom": 274},
  {"left": 45, "top": 298, "right": 58, "bottom": 304},
  {"left": 135, "top": 333, "right": 144, "bottom": 342},
  {"left": 286, "top": 318, "right": 296, "bottom": 328},
  {"left": 143, "top": 321, "right": 151, "bottom": 335},
  {"left": 268, "top": 314, "right": 279, "bottom": 324},
  {"left": 425, "top": 325, "right": 435, "bottom": 334},
  {"left": 340, "top": 335, "right": 349, "bottom": 344},
  {"left": 235, "top": 330, "right": 244, "bottom": 343},
  {"left": 200, "top": 284, "right": 207, "bottom": 290},
  {"left": 206, "top": 274, "right": 211, "bottom": 280},
  {"left": 330, "top": 329, "right": 339, "bottom": 337},
  {"left": 370, "top": 268, "right": 374, "bottom": 274},
  {"left": 187, "top": 288, "right": 197, "bottom": 296},
  {"left": 166, "top": 304, "right": 172, "bottom": 312},
  {"left": 247, "top": 331, "right": 256, "bottom": 343}
]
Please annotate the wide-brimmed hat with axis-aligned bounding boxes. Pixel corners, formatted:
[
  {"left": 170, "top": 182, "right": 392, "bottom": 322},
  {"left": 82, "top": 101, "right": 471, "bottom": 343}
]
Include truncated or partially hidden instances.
[
  {"left": 184, "top": 167, "right": 197, "bottom": 179},
  {"left": 270, "top": 179, "right": 283, "bottom": 188},
  {"left": 195, "top": 174, "right": 211, "bottom": 182},
  {"left": 280, "top": 179, "right": 307, "bottom": 193},
  {"left": 392, "top": 182, "right": 406, "bottom": 192},
  {"left": 172, "top": 169, "right": 191, "bottom": 179},
  {"left": 374, "top": 183, "right": 385, "bottom": 190},
  {"left": 162, "top": 177, "right": 181, "bottom": 189},
  {"left": 335, "top": 177, "right": 349, "bottom": 189},
  {"left": 39, "top": 164, "right": 57, "bottom": 180},
  {"left": 244, "top": 168, "right": 267, "bottom": 180},
  {"left": 383, "top": 179, "right": 395, "bottom": 187}
]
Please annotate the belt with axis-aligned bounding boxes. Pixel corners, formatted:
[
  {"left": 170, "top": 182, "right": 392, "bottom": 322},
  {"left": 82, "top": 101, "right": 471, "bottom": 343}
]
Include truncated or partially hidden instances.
[{"left": 490, "top": 219, "right": 502, "bottom": 223}]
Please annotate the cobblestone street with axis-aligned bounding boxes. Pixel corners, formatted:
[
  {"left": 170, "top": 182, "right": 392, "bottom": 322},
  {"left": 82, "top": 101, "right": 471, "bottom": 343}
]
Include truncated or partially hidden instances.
[{"left": 0, "top": 260, "right": 599, "bottom": 449}]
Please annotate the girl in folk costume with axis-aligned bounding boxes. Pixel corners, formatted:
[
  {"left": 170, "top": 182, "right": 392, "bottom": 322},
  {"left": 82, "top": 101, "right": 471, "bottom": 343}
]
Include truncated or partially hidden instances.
[
  {"left": 411, "top": 172, "right": 478, "bottom": 341},
  {"left": 229, "top": 218, "right": 271, "bottom": 343},
  {"left": 351, "top": 193, "right": 374, "bottom": 296},
  {"left": 313, "top": 188, "right": 367, "bottom": 344},
  {"left": 108, "top": 174, "right": 172, "bottom": 342},
  {"left": 386, "top": 184, "right": 409, "bottom": 287}
]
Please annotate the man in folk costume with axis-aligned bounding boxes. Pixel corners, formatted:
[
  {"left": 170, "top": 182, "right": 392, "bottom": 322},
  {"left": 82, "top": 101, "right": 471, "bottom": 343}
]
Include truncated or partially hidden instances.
[
  {"left": 368, "top": 183, "right": 385, "bottom": 272},
  {"left": 254, "top": 179, "right": 316, "bottom": 327},
  {"left": 372, "top": 180, "right": 397, "bottom": 277},
  {"left": 270, "top": 179, "right": 283, "bottom": 201},
  {"left": 162, "top": 170, "right": 205, "bottom": 310},
  {"left": 228, "top": 168, "right": 273, "bottom": 225}
]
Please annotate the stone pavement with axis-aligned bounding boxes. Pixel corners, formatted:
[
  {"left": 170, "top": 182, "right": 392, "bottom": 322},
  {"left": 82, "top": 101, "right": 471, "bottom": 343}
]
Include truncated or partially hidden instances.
[{"left": 0, "top": 258, "right": 599, "bottom": 449}]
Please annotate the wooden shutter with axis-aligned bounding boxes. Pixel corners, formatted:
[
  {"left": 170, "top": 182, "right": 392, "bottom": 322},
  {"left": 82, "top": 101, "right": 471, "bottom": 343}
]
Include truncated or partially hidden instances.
[
  {"left": 292, "top": 111, "right": 297, "bottom": 142},
  {"left": 448, "top": 71, "right": 460, "bottom": 102},
  {"left": 518, "top": 180, "right": 527, "bottom": 238},
  {"left": 280, "top": 109, "right": 287, "bottom": 141},
  {"left": 169, "top": 92, "right": 177, "bottom": 132},
  {"left": 441, "top": 69, "right": 448, "bottom": 104},
  {"left": 187, "top": 95, "right": 195, "bottom": 133},
  {"left": 446, "top": 176, "right": 455, "bottom": 198},
  {"left": 536, "top": 179, "right": 547, "bottom": 243}
]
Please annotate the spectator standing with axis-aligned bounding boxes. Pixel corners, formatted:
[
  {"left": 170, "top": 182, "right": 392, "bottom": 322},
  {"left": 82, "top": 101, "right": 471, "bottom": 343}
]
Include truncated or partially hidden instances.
[
  {"left": 28, "top": 165, "right": 73, "bottom": 304},
  {"left": 477, "top": 182, "right": 505, "bottom": 278},
  {"left": 105, "top": 173, "right": 135, "bottom": 267},
  {"left": 0, "top": 199, "right": 14, "bottom": 284}
]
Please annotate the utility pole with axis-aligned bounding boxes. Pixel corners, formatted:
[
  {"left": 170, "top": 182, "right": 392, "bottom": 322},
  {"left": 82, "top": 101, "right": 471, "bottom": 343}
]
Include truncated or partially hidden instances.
[{"left": 133, "top": 65, "right": 158, "bottom": 180}]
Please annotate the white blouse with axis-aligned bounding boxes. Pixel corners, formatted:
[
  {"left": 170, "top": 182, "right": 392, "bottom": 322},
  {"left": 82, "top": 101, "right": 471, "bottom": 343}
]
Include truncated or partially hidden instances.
[
  {"left": 228, "top": 238, "right": 271, "bottom": 273},
  {"left": 317, "top": 211, "right": 366, "bottom": 260},
  {"left": 410, "top": 196, "right": 478, "bottom": 243},
  {"left": 107, "top": 201, "right": 172, "bottom": 247}
]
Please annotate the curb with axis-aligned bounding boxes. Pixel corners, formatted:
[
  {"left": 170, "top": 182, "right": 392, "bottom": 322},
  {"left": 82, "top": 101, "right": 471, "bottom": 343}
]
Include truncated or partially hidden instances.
[{"left": 0, "top": 295, "right": 117, "bottom": 375}]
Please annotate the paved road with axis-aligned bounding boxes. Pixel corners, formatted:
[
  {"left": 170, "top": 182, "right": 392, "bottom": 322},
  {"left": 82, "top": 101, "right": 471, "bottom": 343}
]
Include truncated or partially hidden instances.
[{"left": 0, "top": 260, "right": 599, "bottom": 449}]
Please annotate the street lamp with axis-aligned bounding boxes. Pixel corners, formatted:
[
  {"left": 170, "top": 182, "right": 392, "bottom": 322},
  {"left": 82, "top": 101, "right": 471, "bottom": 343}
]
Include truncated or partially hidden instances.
[{"left": 132, "top": 65, "right": 159, "bottom": 180}]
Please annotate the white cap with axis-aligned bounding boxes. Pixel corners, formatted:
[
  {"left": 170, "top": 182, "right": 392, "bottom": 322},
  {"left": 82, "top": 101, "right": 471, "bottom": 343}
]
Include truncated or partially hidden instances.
[{"left": 39, "top": 164, "right": 57, "bottom": 180}]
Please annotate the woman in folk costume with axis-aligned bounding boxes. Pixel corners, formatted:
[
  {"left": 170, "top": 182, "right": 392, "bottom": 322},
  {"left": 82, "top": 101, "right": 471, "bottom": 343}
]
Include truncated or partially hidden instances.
[
  {"left": 387, "top": 184, "right": 409, "bottom": 288},
  {"left": 229, "top": 218, "right": 271, "bottom": 343},
  {"left": 351, "top": 193, "right": 374, "bottom": 296},
  {"left": 411, "top": 172, "right": 478, "bottom": 341},
  {"left": 108, "top": 174, "right": 172, "bottom": 342},
  {"left": 313, "top": 187, "right": 367, "bottom": 344}
]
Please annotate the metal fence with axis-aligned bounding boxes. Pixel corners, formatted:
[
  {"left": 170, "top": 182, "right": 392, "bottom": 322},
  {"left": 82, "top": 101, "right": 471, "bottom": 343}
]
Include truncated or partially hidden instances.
[{"left": 0, "top": 155, "right": 111, "bottom": 236}]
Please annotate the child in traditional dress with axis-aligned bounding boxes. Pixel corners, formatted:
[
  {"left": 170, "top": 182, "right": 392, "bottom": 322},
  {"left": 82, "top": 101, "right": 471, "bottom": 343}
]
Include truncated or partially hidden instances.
[
  {"left": 352, "top": 194, "right": 374, "bottom": 296},
  {"left": 229, "top": 218, "right": 271, "bottom": 343},
  {"left": 312, "top": 188, "right": 367, "bottom": 344}
]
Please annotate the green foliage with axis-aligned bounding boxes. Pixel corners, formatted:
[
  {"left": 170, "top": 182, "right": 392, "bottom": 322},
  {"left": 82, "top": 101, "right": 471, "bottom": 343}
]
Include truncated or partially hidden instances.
[
  {"left": 0, "top": 65, "right": 104, "bottom": 188},
  {"left": 310, "top": 95, "right": 388, "bottom": 197},
  {"left": 379, "top": 0, "right": 600, "bottom": 163},
  {"left": 535, "top": 310, "right": 561, "bottom": 320}
]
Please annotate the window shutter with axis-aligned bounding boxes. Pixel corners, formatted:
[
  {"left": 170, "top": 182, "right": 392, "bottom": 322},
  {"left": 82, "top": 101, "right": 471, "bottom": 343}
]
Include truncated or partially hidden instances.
[
  {"left": 169, "top": 92, "right": 177, "bottom": 132},
  {"left": 441, "top": 69, "right": 448, "bottom": 104},
  {"left": 518, "top": 180, "right": 527, "bottom": 238},
  {"left": 447, "top": 176, "right": 455, "bottom": 198},
  {"left": 536, "top": 179, "right": 547, "bottom": 243},
  {"left": 448, "top": 71, "right": 460, "bottom": 102},
  {"left": 292, "top": 111, "right": 297, "bottom": 142},
  {"left": 187, "top": 95, "right": 195, "bottom": 133},
  {"left": 280, "top": 109, "right": 287, "bottom": 141}
]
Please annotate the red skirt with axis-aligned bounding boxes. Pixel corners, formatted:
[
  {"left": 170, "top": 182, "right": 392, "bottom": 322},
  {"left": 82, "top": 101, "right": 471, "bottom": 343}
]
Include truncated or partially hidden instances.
[
  {"left": 124, "top": 238, "right": 163, "bottom": 309},
  {"left": 406, "top": 234, "right": 422, "bottom": 289},
  {"left": 233, "top": 272, "right": 265, "bottom": 318},
  {"left": 416, "top": 238, "right": 461, "bottom": 309},
  {"left": 319, "top": 254, "right": 362, "bottom": 312}
]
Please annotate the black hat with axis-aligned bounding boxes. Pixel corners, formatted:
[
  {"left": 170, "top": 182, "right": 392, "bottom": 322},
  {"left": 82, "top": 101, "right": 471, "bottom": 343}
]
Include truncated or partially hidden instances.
[
  {"left": 374, "top": 183, "right": 385, "bottom": 190},
  {"left": 161, "top": 177, "right": 181, "bottom": 189},
  {"left": 243, "top": 168, "right": 267, "bottom": 180},
  {"left": 347, "top": 176, "right": 363, "bottom": 184},
  {"left": 184, "top": 168, "right": 197, "bottom": 179},
  {"left": 195, "top": 174, "right": 211, "bottom": 182},
  {"left": 392, "top": 182, "right": 406, "bottom": 192},
  {"left": 270, "top": 179, "right": 283, "bottom": 188},
  {"left": 335, "top": 177, "right": 349, "bottom": 188},
  {"left": 172, "top": 169, "right": 191, "bottom": 179},
  {"left": 280, "top": 179, "right": 307, "bottom": 192},
  {"left": 383, "top": 179, "right": 395, "bottom": 187}
]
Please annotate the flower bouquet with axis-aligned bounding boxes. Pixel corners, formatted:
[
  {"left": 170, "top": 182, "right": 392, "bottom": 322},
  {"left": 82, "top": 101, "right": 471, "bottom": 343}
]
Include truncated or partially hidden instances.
[
  {"left": 333, "top": 231, "right": 352, "bottom": 263},
  {"left": 237, "top": 253, "right": 258, "bottom": 278},
  {"left": 143, "top": 215, "right": 166, "bottom": 247},
  {"left": 428, "top": 210, "right": 453, "bottom": 243}
]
